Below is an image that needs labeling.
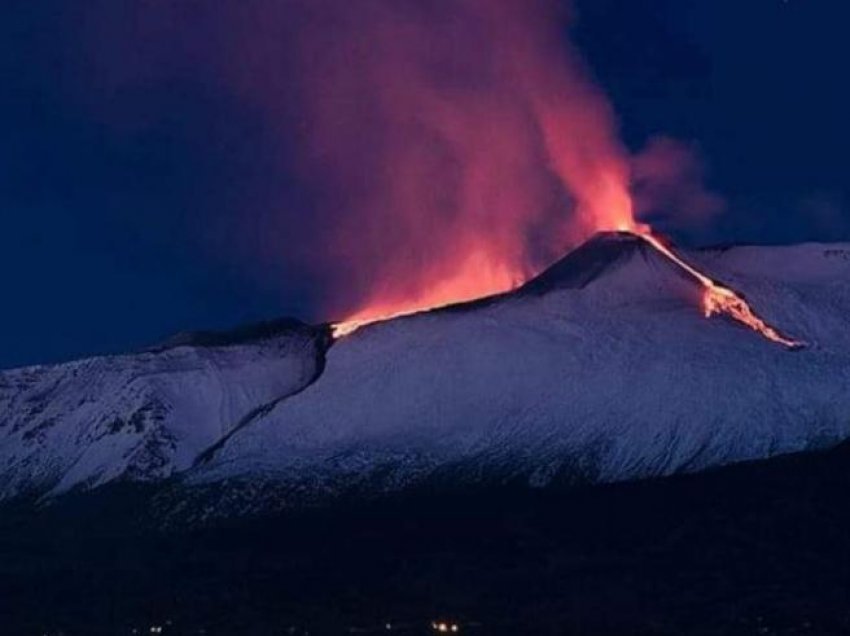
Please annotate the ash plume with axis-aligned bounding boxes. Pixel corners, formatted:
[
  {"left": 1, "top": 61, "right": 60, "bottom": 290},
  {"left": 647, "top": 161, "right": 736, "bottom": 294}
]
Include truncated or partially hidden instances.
[{"left": 70, "top": 0, "right": 722, "bottom": 323}]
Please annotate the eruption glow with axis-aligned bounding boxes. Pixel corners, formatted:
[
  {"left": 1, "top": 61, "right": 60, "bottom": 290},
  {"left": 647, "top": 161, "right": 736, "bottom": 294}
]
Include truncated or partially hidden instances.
[
  {"left": 309, "top": 0, "right": 636, "bottom": 334},
  {"left": 636, "top": 232, "right": 803, "bottom": 348},
  {"left": 68, "top": 2, "right": 801, "bottom": 347},
  {"left": 334, "top": 217, "right": 803, "bottom": 348},
  {"left": 324, "top": 1, "right": 801, "bottom": 348}
]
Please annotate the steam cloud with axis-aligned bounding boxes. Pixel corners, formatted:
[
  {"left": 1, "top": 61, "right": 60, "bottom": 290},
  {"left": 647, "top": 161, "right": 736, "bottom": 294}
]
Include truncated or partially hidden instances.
[
  {"left": 287, "top": 0, "right": 638, "bottom": 322},
  {"left": 632, "top": 137, "right": 726, "bottom": 235}
]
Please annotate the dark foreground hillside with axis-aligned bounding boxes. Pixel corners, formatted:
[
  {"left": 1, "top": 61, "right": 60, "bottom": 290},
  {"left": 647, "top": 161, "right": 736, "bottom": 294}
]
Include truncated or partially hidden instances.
[{"left": 3, "top": 443, "right": 850, "bottom": 635}]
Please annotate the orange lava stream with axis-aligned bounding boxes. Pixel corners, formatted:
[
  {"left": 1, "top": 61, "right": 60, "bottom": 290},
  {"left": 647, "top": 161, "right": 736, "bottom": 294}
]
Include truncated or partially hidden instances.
[
  {"left": 332, "top": 311, "right": 419, "bottom": 338},
  {"left": 636, "top": 232, "right": 803, "bottom": 348}
]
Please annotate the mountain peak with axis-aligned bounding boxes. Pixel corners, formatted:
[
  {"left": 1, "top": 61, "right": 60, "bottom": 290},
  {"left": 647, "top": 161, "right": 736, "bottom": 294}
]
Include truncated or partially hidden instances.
[{"left": 521, "top": 230, "right": 689, "bottom": 294}]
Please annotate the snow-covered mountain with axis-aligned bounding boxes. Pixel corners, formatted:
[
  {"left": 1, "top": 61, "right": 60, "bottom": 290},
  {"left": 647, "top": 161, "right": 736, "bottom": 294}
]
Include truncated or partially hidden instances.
[
  {"left": 0, "top": 319, "right": 327, "bottom": 501},
  {"left": 2, "top": 233, "right": 850, "bottom": 514}
]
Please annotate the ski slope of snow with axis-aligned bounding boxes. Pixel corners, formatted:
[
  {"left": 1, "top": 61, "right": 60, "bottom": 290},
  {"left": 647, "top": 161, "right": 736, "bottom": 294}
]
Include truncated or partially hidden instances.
[
  {"left": 3, "top": 233, "right": 850, "bottom": 511},
  {"left": 186, "top": 234, "right": 850, "bottom": 508}
]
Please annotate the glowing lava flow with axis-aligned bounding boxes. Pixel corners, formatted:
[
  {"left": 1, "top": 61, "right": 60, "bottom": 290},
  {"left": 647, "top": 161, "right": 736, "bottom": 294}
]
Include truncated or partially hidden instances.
[
  {"left": 634, "top": 231, "right": 803, "bottom": 348},
  {"left": 333, "top": 311, "right": 427, "bottom": 338},
  {"left": 330, "top": 292, "right": 514, "bottom": 339},
  {"left": 331, "top": 227, "right": 803, "bottom": 349}
]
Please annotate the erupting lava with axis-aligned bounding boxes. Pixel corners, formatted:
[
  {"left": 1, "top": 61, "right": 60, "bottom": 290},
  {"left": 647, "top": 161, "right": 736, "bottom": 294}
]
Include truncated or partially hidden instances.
[
  {"left": 634, "top": 231, "right": 803, "bottom": 348},
  {"left": 69, "top": 2, "right": 802, "bottom": 348},
  {"left": 330, "top": 244, "right": 528, "bottom": 338},
  {"left": 320, "top": 0, "right": 802, "bottom": 349},
  {"left": 332, "top": 218, "right": 803, "bottom": 349},
  {"left": 332, "top": 224, "right": 803, "bottom": 348}
]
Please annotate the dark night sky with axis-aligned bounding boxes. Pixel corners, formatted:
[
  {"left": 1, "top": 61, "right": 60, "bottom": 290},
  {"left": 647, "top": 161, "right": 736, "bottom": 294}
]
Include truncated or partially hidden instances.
[{"left": 0, "top": 0, "right": 848, "bottom": 369}]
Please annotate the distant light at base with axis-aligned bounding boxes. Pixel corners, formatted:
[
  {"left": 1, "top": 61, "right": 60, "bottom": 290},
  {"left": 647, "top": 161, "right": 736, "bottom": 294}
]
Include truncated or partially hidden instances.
[{"left": 431, "top": 621, "right": 460, "bottom": 632}]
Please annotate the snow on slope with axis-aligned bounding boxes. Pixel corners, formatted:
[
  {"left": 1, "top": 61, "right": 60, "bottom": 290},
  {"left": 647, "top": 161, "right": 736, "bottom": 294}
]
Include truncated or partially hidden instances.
[
  {"left": 185, "top": 233, "right": 850, "bottom": 508},
  {"left": 3, "top": 233, "right": 850, "bottom": 512},
  {"left": 0, "top": 322, "right": 326, "bottom": 500}
]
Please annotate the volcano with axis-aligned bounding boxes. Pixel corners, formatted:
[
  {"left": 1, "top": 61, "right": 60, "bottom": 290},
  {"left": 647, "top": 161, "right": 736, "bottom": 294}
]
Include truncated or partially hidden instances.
[
  {"left": 520, "top": 230, "right": 698, "bottom": 293},
  {"left": 335, "top": 230, "right": 805, "bottom": 348},
  {"left": 1, "top": 234, "right": 849, "bottom": 518}
]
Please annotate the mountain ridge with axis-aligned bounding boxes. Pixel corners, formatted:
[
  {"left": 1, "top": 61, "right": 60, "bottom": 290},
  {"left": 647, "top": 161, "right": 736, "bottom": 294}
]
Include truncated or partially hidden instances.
[{"left": 1, "top": 234, "right": 849, "bottom": 516}]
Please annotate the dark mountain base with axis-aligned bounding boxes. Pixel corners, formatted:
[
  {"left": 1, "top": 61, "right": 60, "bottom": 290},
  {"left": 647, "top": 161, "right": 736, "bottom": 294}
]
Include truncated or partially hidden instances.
[{"left": 3, "top": 443, "right": 850, "bottom": 635}]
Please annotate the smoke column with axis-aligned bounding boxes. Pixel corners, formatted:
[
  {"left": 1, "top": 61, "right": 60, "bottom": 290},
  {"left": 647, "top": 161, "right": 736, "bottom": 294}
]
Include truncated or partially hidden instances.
[
  {"left": 286, "top": 0, "right": 637, "bottom": 324},
  {"left": 74, "top": 0, "right": 721, "bottom": 325}
]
